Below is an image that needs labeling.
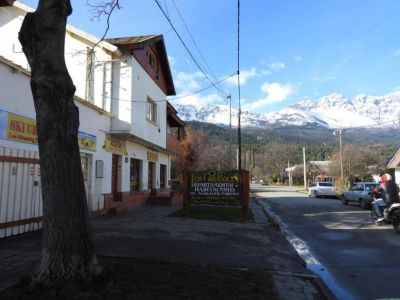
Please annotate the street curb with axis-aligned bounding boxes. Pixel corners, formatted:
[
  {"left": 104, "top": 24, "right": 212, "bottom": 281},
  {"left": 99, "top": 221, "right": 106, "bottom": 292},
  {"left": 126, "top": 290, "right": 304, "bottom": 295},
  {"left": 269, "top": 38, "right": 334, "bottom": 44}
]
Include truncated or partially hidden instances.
[{"left": 257, "top": 197, "right": 337, "bottom": 300}]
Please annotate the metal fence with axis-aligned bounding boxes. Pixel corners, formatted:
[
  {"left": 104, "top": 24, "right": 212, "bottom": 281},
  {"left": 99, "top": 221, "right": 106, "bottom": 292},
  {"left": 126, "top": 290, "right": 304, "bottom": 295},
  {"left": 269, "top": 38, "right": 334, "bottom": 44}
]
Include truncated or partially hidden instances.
[{"left": 0, "top": 146, "right": 42, "bottom": 238}]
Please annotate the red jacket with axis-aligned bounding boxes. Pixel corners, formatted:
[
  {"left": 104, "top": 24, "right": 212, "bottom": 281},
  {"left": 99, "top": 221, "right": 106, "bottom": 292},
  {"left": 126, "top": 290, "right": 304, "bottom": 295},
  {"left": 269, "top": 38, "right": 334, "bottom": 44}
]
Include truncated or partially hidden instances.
[{"left": 373, "top": 180, "right": 400, "bottom": 205}]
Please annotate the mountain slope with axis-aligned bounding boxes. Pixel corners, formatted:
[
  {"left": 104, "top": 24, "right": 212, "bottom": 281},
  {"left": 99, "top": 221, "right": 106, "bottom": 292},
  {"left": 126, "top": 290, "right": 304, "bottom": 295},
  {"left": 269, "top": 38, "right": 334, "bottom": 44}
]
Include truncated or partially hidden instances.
[
  {"left": 188, "top": 121, "right": 400, "bottom": 147},
  {"left": 173, "top": 93, "right": 400, "bottom": 129}
]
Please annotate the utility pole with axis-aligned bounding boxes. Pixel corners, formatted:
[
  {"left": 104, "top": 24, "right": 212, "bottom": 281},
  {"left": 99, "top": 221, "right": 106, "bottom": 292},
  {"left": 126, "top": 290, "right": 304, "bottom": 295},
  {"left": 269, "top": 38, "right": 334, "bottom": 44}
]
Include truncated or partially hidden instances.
[
  {"left": 303, "top": 147, "right": 307, "bottom": 189},
  {"left": 288, "top": 161, "right": 292, "bottom": 186},
  {"left": 236, "top": 148, "right": 239, "bottom": 169},
  {"left": 238, "top": 109, "right": 242, "bottom": 174},
  {"left": 339, "top": 128, "right": 344, "bottom": 187},
  {"left": 228, "top": 94, "right": 232, "bottom": 169}
]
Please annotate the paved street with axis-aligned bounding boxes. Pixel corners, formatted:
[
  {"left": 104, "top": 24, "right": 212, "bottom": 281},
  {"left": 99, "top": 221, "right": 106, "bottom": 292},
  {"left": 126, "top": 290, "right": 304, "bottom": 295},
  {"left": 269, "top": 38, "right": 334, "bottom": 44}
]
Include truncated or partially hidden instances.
[{"left": 253, "top": 185, "right": 400, "bottom": 300}]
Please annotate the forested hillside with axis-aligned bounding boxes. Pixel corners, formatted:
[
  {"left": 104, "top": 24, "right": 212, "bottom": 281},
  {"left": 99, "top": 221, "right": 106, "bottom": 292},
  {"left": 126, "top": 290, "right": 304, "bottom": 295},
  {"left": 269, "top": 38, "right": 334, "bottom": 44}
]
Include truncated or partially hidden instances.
[{"left": 186, "top": 121, "right": 399, "bottom": 184}]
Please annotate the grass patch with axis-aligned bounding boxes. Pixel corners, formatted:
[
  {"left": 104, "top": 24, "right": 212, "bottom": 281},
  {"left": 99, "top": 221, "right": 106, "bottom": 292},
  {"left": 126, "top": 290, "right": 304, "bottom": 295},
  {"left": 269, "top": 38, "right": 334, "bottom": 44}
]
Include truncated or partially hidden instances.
[
  {"left": 0, "top": 257, "right": 277, "bottom": 300},
  {"left": 170, "top": 206, "right": 253, "bottom": 222}
]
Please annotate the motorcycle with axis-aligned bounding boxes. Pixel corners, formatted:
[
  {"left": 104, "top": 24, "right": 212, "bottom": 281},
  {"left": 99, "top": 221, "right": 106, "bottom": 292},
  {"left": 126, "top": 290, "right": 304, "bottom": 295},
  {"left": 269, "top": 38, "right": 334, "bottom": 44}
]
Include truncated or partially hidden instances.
[{"left": 371, "top": 197, "right": 400, "bottom": 233}]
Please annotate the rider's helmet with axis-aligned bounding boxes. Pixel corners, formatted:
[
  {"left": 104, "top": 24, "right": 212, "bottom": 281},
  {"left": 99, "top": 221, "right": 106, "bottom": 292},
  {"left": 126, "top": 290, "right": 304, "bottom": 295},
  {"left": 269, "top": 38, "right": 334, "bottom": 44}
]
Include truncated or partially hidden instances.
[{"left": 379, "top": 173, "right": 392, "bottom": 183}]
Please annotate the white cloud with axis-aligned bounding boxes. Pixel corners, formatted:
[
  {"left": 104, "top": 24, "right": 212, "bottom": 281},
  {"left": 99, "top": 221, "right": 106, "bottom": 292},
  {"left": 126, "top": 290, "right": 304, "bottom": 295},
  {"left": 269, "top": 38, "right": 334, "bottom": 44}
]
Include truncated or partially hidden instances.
[
  {"left": 393, "top": 49, "right": 400, "bottom": 56},
  {"left": 246, "top": 82, "right": 295, "bottom": 110},
  {"left": 269, "top": 61, "right": 285, "bottom": 71},
  {"left": 171, "top": 92, "right": 225, "bottom": 107},
  {"left": 312, "top": 73, "right": 336, "bottom": 82},
  {"left": 292, "top": 55, "right": 302, "bottom": 62},
  {"left": 174, "top": 71, "right": 204, "bottom": 91},
  {"left": 167, "top": 55, "right": 176, "bottom": 67},
  {"left": 261, "top": 69, "right": 272, "bottom": 75},
  {"left": 385, "top": 86, "right": 400, "bottom": 96},
  {"left": 226, "top": 67, "right": 258, "bottom": 85}
]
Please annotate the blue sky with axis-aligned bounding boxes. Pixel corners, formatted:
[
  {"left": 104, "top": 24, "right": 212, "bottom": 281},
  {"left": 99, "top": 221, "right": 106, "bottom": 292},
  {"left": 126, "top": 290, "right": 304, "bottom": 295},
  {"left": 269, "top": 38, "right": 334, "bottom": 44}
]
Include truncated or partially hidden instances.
[{"left": 20, "top": 0, "right": 400, "bottom": 114}]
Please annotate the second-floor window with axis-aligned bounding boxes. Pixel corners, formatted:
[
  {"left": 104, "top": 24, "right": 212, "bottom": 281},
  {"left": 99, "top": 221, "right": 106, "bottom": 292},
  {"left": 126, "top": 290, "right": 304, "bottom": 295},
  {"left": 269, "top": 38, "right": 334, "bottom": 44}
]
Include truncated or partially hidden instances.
[{"left": 146, "top": 97, "right": 157, "bottom": 123}]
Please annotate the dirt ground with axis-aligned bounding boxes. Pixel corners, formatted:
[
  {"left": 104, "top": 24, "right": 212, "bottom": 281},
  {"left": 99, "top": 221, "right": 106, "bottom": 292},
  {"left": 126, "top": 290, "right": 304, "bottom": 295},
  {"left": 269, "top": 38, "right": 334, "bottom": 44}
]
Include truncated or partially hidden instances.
[{"left": 0, "top": 256, "right": 277, "bottom": 300}]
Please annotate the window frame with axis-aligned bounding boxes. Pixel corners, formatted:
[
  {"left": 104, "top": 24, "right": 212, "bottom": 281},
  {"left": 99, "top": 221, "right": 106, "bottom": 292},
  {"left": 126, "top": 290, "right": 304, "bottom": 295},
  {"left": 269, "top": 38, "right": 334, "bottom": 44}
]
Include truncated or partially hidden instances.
[{"left": 146, "top": 96, "right": 157, "bottom": 124}]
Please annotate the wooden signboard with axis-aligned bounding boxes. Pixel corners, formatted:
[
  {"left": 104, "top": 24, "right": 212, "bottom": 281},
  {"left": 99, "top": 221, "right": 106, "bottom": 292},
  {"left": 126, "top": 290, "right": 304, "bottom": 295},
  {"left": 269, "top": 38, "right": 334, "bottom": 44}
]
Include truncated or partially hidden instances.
[{"left": 189, "top": 170, "right": 241, "bottom": 206}]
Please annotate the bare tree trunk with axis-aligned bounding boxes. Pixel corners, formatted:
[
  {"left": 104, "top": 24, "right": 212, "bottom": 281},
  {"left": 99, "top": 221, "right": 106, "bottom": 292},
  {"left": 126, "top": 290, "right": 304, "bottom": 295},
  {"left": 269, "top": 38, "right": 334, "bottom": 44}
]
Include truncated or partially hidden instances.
[{"left": 18, "top": 0, "right": 99, "bottom": 283}]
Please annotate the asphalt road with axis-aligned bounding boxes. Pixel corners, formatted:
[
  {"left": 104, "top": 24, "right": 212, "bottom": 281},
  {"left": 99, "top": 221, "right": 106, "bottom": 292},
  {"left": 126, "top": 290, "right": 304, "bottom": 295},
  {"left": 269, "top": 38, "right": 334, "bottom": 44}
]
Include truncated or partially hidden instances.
[{"left": 253, "top": 185, "right": 400, "bottom": 300}]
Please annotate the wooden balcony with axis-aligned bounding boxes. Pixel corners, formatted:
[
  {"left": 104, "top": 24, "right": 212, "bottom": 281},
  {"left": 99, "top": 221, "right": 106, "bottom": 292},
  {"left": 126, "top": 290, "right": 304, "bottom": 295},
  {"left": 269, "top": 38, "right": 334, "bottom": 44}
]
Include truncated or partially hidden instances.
[{"left": 167, "top": 134, "right": 183, "bottom": 157}]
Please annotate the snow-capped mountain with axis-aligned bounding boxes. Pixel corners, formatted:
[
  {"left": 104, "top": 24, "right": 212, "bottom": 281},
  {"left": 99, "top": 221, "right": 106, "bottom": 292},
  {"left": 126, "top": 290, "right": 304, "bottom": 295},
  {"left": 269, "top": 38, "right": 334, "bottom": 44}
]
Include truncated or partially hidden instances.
[{"left": 172, "top": 93, "right": 400, "bottom": 129}]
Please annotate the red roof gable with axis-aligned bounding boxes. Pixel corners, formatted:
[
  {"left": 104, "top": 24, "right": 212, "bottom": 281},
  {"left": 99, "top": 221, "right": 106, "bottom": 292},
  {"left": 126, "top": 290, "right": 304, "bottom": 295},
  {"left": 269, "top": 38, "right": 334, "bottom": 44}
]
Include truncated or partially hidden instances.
[{"left": 105, "top": 35, "right": 175, "bottom": 96}]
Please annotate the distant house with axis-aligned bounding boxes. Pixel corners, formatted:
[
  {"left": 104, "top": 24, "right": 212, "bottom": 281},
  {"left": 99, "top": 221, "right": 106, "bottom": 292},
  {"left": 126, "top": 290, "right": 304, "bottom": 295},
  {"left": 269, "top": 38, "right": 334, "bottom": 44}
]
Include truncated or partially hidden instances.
[
  {"left": 387, "top": 148, "right": 400, "bottom": 185},
  {"left": 285, "top": 161, "right": 334, "bottom": 185}
]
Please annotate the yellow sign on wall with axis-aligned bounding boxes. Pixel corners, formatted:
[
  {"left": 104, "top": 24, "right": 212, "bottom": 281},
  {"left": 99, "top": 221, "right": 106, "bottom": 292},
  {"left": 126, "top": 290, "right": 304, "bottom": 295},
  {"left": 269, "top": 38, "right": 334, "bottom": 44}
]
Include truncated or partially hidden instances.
[
  {"left": 105, "top": 135, "right": 127, "bottom": 155},
  {"left": 147, "top": 151, "right": 158, "bottom": 162},
  {"left": 78, "top": 131, "right": 97, "bottom": 151},
  {"left": 7, "top": 113, "right": 38, "bottom": 144}
]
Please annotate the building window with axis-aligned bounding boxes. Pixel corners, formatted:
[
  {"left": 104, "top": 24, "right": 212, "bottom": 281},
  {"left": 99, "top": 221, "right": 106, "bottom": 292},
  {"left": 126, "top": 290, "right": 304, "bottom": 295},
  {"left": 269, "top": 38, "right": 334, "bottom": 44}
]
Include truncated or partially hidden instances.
[
  {"left": 160, "top": 164, "right": 167, "bottom": 189},
  {"left": 146, "top": 48, "right": 158, "bottom": 72},
  {"left": 130, "top": 158, "right": 142, "bottom": 192},
  {"left": 146, "top": 96, "right": 157, "bottom": 123}
]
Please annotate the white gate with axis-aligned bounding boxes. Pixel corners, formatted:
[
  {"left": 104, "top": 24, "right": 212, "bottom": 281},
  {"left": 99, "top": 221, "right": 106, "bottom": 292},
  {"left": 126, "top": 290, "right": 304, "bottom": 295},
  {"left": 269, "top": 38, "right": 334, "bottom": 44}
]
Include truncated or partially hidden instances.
[{"left": 0, "top": 146, "right": 42, "bottom": 238}]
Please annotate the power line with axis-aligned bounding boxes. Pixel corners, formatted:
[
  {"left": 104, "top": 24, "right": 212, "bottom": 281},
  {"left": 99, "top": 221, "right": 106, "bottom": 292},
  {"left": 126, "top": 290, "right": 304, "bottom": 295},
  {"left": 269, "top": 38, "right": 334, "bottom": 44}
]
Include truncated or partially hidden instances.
[
  {"left": 169, "top": 72, "right": 236, "bottom": 101},
  {"left": 153, "top": 0, "right": 227, "bottom": 97},
  {"left": 170, "top": 0, "right": 222, "bottom": 92},
  {"left": 163, "top": 0, "right": 170, "bottom": 17},
  {"left": 103, "top": 72, "right": 236, "bottom": 104}
]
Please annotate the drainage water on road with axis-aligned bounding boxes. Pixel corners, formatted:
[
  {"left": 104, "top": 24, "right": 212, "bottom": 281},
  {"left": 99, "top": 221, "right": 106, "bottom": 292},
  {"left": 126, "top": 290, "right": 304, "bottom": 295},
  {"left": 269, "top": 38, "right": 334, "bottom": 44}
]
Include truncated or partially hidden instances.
[{"left": 263, "top": 202, "right": 355, "bottom": 300}]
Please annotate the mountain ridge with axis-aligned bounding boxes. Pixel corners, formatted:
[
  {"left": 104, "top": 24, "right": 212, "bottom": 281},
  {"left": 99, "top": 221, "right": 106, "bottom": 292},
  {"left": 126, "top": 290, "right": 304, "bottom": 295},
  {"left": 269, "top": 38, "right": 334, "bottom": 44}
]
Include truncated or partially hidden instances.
[{"left": 172, "top": 92, "right": 400, "bottom": 130}]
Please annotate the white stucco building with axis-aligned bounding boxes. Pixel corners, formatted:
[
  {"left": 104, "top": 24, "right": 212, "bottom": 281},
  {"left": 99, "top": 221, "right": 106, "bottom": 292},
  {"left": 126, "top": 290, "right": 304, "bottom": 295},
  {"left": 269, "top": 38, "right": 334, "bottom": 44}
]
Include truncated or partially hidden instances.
[{"left": 0, "top": 1, "right": 184, "bottom": 238}]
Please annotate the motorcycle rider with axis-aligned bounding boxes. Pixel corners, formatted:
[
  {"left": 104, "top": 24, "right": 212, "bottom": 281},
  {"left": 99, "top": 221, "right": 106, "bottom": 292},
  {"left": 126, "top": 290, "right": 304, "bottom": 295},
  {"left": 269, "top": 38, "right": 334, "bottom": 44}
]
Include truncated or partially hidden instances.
[{"left": 372, "top": 173, "right": 400, "bottom": 223}]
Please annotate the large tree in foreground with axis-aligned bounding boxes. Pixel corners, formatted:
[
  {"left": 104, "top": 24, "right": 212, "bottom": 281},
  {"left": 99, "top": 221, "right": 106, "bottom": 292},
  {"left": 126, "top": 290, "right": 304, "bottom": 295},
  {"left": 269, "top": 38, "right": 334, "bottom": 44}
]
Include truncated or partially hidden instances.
[{"left": 18, "top": 0, "right": 99, "bottom": 283}]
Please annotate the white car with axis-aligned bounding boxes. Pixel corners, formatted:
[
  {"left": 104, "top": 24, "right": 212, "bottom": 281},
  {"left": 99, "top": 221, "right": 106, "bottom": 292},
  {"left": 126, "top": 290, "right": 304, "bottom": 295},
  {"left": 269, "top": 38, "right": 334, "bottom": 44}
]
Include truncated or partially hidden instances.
[{"left": 308, "top": 182, "right": 337, "bottom": 198}]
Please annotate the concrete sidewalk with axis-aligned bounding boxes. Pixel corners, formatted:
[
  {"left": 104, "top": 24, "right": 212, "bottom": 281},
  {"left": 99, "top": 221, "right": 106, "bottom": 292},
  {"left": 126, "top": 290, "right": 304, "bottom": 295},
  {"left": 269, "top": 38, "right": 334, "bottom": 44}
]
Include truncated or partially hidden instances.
[{"left": 0, "top": 201, "right": 334, "bottom": 299}]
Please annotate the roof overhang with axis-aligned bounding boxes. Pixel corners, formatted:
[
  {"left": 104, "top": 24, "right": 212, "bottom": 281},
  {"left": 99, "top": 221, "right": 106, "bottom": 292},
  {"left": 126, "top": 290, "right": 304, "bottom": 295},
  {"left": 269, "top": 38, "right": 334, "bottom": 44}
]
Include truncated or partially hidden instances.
[
  {"left": 167, "top": 101, "right": 185, "bottom": 128},
  {"left": 11, "top": 1, "right": 120, "bottom": 56},
  {"left": 105, "top": 35, "right": 175, "bottom": 96},
  {"left": 387, "top": 148, "right": 400, "bottom": 169}
]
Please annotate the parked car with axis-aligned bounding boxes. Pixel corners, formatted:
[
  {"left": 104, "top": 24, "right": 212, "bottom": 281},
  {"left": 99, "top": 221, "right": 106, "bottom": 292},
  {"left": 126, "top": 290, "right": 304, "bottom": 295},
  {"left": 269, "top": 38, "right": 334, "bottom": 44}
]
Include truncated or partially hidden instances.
[
  {"left": 341, "top": 182, "right": 378, "bottom": 209},
  {"left": 308, "top": 182, "right": 337, "bottom": 198}
]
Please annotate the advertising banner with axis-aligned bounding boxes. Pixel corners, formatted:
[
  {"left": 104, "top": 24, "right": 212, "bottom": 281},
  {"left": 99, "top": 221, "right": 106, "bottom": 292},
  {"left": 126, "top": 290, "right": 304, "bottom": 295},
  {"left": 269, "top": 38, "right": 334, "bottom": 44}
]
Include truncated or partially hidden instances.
[
  {"left": 105, "top": 135, "right": 127, "bottom": 155},
  {"left": 189, "top": 170, "right": 241, "bottom": 206},
  {"left": 6, "top": 112, "right": 38, "bottom": 144},
  {"left": 0, "top": 108, "right": 97, "bottom": 151},
  {"left": 147, "top": 151, "right": 158, "bottom": 162},
  {"left": 78, "top": 131, "right": 97, "bottom": 151}
]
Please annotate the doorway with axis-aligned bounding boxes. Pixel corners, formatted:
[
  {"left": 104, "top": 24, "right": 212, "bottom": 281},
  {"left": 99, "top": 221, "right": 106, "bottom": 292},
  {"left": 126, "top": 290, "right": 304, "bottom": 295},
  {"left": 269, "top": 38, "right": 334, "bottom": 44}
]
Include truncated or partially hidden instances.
[
  {"left": 160, "top": 164, "right": 166, "bottom": 188},
  {"left": 111, "top": 154, "right": 120, "bottom": 196},
  {"left": 80, "top": 153, "right": 92, "bottom": 205},
  {"left": 148, "top": 161, "right": 155, "bottom": 191}
]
